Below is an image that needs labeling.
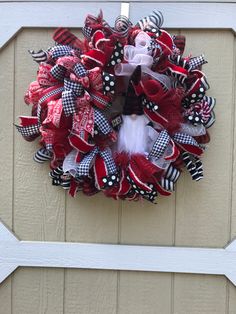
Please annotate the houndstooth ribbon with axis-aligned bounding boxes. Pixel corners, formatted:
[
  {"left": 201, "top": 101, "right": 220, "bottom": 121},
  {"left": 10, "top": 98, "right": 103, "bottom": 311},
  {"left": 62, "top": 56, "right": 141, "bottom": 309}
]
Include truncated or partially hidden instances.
[
  {"left": 173, "top": 132, "right": 203, "bottom": 156},
  {"left": 149, "top": 130, "right": 170, "bottom": 159},
  {"left": 15, "top": 123, "right": 40, "bottom": 137},
  {"left": 51, "top": 45, "right": 73, "bottom": 59},
  {"left": 99, "top": 149, "right": 117, "bottom": 174},
  {"left": 74, "top": 63, "right": 88, "bottom": 77},
  {"left": 76, "top": 147, "right": 116, "bottom": 177},
  {"left": 173, "top": 132, "right": 199, "bottom": 147},
  {"left": 94, "top": 108, "right": 113, "bottom": 135},
  {"left": 76, "top": 147, "right": 98, "bottom": 177},
  {"left": 62, "top": 79, "right": 84, "bottom": 116},
  {"left": 189, "top": 55, "right": 207, "bottom": 70},
  {"left": 51, "top": 64, "right": 67, "bottom": 81}
]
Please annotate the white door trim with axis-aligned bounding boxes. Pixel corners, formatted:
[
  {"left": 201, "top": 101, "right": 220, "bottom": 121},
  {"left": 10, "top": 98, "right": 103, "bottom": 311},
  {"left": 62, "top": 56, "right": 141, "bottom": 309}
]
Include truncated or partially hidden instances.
[{"left": 0, "top": 2, "right": 235, "bottom": 49}]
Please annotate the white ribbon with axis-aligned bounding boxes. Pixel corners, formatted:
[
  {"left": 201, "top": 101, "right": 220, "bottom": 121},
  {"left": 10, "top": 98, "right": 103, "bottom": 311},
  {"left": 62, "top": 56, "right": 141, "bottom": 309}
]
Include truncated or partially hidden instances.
[
  {"left": 115, "top": 31, "right": 153, "bottom": 76},
  {"left": 114, "top": 31, "right": 172, "bottom": 90}
]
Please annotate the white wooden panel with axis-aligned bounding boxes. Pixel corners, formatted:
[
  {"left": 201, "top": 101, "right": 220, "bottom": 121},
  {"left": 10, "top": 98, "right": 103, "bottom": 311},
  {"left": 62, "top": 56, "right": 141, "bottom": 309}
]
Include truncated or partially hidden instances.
[
  {"left": 64, "top": 269, "right": 117, "bottom": 314},
  {"left": 2, "top": 222, "right": 236, "bottom": 286},
  {"left": 62, "top": 26, "right": 120, "bottom": 314},
  {"left": 129, "top": 3, "right": 236, "bottom": 31},
  {"left": 174, "top": 29, "right": 235, "bottom": 314},
  {"left": 12, "top": 28, "right": 66, "bottom": 314},
  {"left": 0, "top": 39, "right": 15, "bottom": 314},
  {"left": 228, "top": 32, "right": 236, "bottom": 314},
  {"left": 174, "top": 274, "right": 227, "bottom": 314},
  {"left": 118, "top": 272, "right": 172, "bottom": 314},
  {"left": 0, "top": 2, "right": 122, "bottom": 49},
  {"left": 1, "top": 2, "right": 236, "bottom": 49}
]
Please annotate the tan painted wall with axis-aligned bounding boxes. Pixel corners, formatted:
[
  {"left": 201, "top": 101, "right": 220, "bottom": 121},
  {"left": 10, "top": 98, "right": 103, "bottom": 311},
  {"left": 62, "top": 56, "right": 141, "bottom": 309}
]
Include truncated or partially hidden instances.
[{"left": 0, "top": 27, "right": 235, "bottom": 314}]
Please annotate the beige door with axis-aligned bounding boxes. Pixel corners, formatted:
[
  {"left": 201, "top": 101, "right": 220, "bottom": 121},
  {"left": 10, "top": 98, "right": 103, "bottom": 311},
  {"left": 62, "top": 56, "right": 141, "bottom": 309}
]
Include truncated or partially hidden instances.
[{"left": 0, "top": 2, "right": 236, "bottom": 313}]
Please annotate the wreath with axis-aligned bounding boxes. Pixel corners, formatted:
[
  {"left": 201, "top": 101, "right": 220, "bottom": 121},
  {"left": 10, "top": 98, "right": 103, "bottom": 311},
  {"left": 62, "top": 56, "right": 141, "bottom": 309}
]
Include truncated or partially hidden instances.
[{"left": 15, "top": 10, "right": 216, "bottom": 203}]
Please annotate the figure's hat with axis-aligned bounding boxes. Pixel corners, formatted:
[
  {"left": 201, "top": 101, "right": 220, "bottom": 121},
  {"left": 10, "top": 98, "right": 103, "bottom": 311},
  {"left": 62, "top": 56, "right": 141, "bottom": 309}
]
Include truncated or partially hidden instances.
[{"left": 123, "top": 66, "right": 143, "bottom": 115}]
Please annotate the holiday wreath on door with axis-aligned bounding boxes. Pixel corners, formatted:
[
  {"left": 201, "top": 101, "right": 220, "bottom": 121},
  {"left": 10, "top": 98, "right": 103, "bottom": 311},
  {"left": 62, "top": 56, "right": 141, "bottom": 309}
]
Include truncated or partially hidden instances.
[{"left": 15, "top": 10, "right": 216, "bottom": 203}]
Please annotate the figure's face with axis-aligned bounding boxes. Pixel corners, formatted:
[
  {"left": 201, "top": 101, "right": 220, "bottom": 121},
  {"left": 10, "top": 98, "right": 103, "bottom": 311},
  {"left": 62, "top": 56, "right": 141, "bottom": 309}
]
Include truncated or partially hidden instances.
[{"left": 130, "top": 114, "right": 138, "bottom": 120}]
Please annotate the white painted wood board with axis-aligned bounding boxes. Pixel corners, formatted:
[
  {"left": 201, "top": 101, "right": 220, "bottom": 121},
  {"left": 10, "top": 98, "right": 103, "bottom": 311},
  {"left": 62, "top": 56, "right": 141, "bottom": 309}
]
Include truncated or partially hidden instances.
[
  {"left": 1, "top": 222, "right": 236, "bottom": 287},
  {"left": 1, "top": 2, "right": 236, "bottom": 50}
]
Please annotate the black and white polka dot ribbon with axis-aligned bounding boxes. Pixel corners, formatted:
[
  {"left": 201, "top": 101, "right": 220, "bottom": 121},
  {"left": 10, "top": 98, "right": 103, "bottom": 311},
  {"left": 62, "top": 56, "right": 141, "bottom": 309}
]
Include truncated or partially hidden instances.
[
  {"left": 107, "top": 41, "right": 124, "bottom": 67},
  {"left": 183, "top": 73, "right": 210, "bottom": 108},
  {"left": 102, "top": 72, "right": 115, "bottom": 94},
  {"left": 127, "top": 175, "right": 158, "bottom": 203},
  {"left": 142, "top": 96, "right": 159, "bottom": 112}
]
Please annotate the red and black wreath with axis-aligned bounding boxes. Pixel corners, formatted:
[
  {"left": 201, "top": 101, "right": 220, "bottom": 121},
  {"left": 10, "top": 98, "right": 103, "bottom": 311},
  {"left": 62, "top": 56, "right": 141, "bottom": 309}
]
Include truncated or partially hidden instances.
[{"left": 15, "top": 10, "right": 216, "bottom": 203}]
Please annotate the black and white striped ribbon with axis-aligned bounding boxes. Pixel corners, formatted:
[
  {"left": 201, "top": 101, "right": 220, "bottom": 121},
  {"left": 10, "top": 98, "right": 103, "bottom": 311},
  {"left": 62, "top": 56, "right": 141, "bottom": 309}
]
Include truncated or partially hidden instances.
[
  {"left": 49, "top": 166, "right": 64, "bottom": 179},
  {"left": 203, "top": 96, "right": 216, "bottom": 128},
  {"left": 136, "top": 10, "right": 164, "bottom": 31},
  {"left": 160, "top": 178, "right": 174, "bottom": 191},
  {"left": 182, "top": 152, "right": 203, "bottom": 181},
  {"left": 169, "top": 55, "right": 190, "bottom": 70},
  {"left": 103, "top": 15, "right": 132, "bottom": 38},
  {"left": 165, "top": 165, "right": 180, "bottom": 183},
  {"left": 33, "top": 147, "right": 52, "bottom": 163},
  {"left": 28, "top": 49, "right": 48, "bottom": 63}
]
